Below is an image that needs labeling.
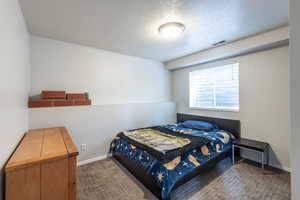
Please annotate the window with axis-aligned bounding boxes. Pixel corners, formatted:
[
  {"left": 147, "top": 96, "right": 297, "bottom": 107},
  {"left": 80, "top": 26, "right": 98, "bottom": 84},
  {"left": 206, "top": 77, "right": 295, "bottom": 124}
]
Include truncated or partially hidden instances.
[{"left": 189, "top": 63, "right": 239, "bottom": 111}]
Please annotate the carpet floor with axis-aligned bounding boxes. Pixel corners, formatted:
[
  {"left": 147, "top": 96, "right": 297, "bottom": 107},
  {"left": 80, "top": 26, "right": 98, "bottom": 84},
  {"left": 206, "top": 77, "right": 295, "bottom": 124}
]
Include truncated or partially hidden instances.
[{"left": 77, "top": 157, "right": 291, "bottom": 200}]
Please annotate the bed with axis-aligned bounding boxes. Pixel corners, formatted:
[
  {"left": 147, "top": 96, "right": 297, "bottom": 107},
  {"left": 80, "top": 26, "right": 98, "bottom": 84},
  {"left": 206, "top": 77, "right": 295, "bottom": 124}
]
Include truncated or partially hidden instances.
[{"left": 110, "top": 113, "right": 240, "bottom": 200}]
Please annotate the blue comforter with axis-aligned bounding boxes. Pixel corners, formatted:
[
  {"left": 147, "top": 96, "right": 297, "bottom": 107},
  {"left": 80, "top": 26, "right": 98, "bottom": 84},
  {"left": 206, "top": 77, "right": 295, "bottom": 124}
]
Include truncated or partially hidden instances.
[{"left": 110, "top": 124, "right": 236, "bottom": 199}]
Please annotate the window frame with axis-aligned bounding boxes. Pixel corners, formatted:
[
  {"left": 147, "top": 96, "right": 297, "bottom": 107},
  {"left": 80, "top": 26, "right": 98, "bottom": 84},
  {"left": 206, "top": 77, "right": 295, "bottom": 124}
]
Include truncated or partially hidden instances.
[{"left": 188, "top": 63, "right": 240, "bottom": 112}]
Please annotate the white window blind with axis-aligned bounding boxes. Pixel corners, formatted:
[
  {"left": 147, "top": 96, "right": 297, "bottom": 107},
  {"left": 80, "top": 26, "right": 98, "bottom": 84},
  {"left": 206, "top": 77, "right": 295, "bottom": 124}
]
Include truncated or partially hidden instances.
[{"left": 189, "top": 63, "right": 239, "bottom": 111}]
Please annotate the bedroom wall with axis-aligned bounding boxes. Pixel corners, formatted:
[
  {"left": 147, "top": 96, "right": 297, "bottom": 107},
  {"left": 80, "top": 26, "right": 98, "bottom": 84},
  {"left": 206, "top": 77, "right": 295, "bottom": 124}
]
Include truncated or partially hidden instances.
[
  {"left": 0, "top": 0, "right": 30, "bottom": 199},
  {"left": 171, "top": 46, "right": 290, "bottom": 171},
  {"left": 290, "top": 0, "right": 300, "bottom": 198},
  {"left": 29, "top": 102, "right": 176, "bottom": 163},
  {"left": 30, "top": 36, "right": 171, "bottom": 104},
  {"left": 29, "top": 36, "right": 175, "bottom": 163}
]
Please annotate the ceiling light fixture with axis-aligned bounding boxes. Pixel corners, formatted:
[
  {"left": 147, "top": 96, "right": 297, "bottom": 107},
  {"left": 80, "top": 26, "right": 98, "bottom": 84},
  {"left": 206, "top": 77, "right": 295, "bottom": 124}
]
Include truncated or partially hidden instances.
[{"left": 158, "top": 22, "right": 185, "bottom": 39}]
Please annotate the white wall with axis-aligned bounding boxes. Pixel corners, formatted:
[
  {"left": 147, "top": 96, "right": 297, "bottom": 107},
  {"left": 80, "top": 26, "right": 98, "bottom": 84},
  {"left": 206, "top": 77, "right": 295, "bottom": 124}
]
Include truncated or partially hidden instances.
[
  {"left": 0, "top": 0, "right": 30, "bottom": 199},
  {"left": 29, "top": 102, "right": 176, "bottom": 163},
  {"left": 30, "top": 36, "right": 171, "bottom": 104},
  {"left": 172, "top": 46, "right": 290, "bottom": 170},
  {"left": 290, "top": 0, "right": 300, "bottom": 199},
  {"left": 29, "top": 36, "right": 175, "bottom": 163}
]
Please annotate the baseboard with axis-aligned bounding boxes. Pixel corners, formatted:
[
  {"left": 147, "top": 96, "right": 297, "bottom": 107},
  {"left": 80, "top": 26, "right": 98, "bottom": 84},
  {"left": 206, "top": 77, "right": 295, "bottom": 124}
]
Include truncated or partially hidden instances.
[
  {"left": 239, "top": 153, "right": 290, "bottom": 172},
  {"left": 276, "top": 165, "right": 290, "bottom": 172},
  {"left": 77, "top": 155, "right": 108, "bottom": 166}
]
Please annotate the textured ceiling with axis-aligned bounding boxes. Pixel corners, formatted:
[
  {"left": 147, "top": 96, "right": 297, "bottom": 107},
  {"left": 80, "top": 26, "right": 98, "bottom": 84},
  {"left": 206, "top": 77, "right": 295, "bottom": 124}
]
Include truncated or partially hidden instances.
[{"left": 19, "top": 0, "right": 288, "bottom": 62}]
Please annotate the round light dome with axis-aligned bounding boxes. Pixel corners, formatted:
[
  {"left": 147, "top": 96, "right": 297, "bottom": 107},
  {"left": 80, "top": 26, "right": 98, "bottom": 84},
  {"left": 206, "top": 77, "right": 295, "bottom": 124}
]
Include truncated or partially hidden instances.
[{"left": 158, "top": 22, "right": 185, "bottom": 39}]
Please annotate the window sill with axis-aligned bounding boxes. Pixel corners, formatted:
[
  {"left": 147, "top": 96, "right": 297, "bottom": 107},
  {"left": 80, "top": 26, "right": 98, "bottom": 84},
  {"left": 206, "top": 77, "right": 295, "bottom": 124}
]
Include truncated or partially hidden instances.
[{"left": 189, "top": 107, "right": 239, "bottom": 113}]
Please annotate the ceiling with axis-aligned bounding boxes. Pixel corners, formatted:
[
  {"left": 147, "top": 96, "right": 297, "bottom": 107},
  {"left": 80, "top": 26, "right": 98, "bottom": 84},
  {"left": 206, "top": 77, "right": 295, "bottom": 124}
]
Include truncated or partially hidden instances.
[{"left": 19, "top": 0, "right": 288, "bottom": 62}]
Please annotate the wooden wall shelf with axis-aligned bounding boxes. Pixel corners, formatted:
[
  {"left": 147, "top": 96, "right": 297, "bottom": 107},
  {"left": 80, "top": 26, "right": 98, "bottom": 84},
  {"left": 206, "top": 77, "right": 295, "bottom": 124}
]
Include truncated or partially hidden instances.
[
  {"left": 28, "top": 91, "right": 92, "bottom": 108},
  {"left": 28, "top": 99, "right": 91, "bottom": 108}
]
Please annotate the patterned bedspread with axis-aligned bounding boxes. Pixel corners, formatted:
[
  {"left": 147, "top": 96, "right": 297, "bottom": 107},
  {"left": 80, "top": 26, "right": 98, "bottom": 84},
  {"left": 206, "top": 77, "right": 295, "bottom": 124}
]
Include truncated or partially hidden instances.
[
  {"left": 117, "top": 126, "right": 211, "bottom": 163},
  {"left": 110, "top": 124, "right": 236, "bottom": 199},
  {"left": 123, "top": 128, "right": 191, "bottom": 152}
]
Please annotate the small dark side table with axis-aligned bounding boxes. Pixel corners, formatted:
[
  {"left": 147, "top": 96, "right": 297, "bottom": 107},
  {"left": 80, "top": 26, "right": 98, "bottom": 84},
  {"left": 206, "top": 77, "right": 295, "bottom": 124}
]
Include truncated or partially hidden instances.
[{"left": 232, "top": 138, "right": 269, "bottom": 171}]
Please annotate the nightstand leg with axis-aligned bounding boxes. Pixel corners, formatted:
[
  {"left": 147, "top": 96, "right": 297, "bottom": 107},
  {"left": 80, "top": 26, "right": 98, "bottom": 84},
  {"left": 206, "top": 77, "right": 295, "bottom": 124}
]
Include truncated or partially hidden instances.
[
  {"left": 267, "top": 148, "right": 269, "bottom": 166},
  {"left": 232, "top": 145, "right": 235, "bottom": 165},
  {"left": 261, "top": 152, "right": 264, "bottom": 171}
]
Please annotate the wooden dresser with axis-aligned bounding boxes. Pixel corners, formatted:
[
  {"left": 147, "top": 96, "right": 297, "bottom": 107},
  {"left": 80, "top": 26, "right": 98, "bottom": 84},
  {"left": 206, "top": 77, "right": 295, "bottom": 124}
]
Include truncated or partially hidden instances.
[{"left": 5, "top": 127, "right": 79, "bottom": 200}]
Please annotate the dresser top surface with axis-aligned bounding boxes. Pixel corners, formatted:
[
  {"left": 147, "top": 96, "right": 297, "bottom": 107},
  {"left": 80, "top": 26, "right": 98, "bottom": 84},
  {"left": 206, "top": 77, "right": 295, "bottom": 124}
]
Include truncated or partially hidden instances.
[{"left": 6, "top": 127, "right": 78, "bottom": 172}]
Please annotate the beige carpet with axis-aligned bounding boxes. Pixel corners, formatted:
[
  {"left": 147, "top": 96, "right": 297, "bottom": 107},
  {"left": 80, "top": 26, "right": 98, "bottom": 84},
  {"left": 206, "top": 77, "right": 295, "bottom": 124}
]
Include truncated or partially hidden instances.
[{"left": 77, "top": 158, "right": 290, "bottom": 200}]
